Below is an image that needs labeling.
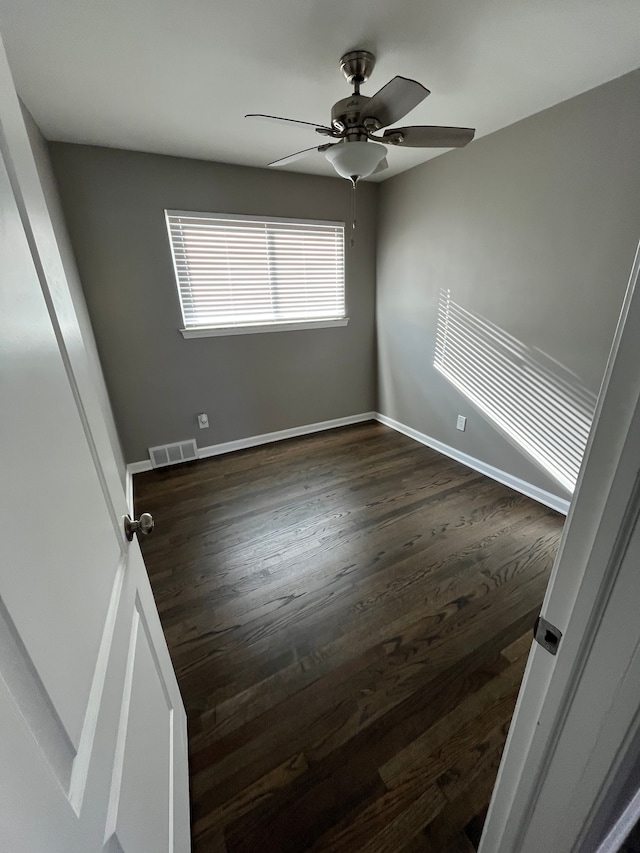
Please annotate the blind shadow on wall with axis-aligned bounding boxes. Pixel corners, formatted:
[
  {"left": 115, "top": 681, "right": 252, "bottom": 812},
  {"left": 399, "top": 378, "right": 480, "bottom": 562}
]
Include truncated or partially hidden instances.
[{"left": 434, "top": 289, "right": 596, "bottom": 493}]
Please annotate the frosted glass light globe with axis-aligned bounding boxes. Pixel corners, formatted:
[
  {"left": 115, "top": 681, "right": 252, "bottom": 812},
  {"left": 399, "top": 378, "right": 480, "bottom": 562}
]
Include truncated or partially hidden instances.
[{"left": 325, "top": 141, "right": 387, "bottom": 181}]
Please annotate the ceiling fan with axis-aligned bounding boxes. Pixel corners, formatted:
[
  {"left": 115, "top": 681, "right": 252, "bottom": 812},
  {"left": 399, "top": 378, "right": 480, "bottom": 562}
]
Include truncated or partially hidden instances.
[{"left": 246, "top": 49, "right": 475, "bottom": 185}]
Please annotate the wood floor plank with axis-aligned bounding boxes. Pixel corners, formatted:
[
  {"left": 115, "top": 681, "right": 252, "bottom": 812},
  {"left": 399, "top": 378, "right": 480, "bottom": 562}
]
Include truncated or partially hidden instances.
[
  {"left": 442, "top": 834, "right": 477, "bottom": 853},
  {"left": 502, "top": 630, "right": 534, "bottom": 663},
  {"left": 176, "top": 511, "right": 552, "bottom": 712},
  {"left": 398, "top": 831, "right": 435, "bottom": 852},
  {"left": 217, "top": 648, "right": 513, "bottom": 853},
  {"left": 162, "top": 475, "right": 512, "bottom": 649},
  {"left": 422, "top": 755, "right": 500, "bottom": 850},
  {"left": 312, "top": 783, "right": 447, "bottom": 853},
  {"left": 304, "top": 683, "right": 518, "bottom": 852},
  {"left": 192, "top": 752, "right": 308, "bottom": 839},
  {"left": 188, "top": 570, "right": 543, "bottom": 801},
  {"left": 380, "top": 656, "right": 526, "bottom": 789},
  {"left": 135, "top": 422, "right": 564, "bottom": 852}
]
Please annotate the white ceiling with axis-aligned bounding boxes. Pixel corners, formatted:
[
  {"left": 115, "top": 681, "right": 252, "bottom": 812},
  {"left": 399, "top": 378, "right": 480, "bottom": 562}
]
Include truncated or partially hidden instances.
[{"left": 1, "top": 0, "right": 639, "bottom": 181}]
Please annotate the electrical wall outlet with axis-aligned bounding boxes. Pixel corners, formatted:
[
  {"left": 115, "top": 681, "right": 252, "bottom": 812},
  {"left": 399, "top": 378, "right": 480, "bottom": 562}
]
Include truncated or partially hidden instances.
[
  {"left": 456, "top": 415, "right": 467, "bottom": 432},
  {"left": 197, "top": 413, "right": 209, "bottom": 429}
]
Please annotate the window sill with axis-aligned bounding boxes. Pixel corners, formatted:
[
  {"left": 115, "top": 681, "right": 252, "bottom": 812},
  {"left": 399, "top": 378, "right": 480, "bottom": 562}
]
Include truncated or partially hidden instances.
[{"left": 180, "top": 318, "right": 350, "bottom": 338}]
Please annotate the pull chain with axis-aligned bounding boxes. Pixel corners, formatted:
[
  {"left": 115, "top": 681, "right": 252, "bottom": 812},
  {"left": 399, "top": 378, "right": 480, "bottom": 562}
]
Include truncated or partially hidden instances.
[{"left": 350, "top": 177, "right": 357, "bottom": 247}]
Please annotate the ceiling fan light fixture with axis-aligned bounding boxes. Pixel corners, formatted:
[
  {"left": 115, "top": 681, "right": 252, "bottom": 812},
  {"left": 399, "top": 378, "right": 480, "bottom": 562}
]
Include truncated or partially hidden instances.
[
  {"left": 325, "top": 141, "right": 387, "bottom": 181},
  {"left": 249, "top": 50, "right": 475, "bottom": 179}
]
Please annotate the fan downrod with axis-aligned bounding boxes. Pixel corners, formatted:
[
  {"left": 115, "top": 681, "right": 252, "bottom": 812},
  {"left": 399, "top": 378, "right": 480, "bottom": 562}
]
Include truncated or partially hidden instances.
[{"left": 340, "top": 50, "right": 376, "bottom": 93}]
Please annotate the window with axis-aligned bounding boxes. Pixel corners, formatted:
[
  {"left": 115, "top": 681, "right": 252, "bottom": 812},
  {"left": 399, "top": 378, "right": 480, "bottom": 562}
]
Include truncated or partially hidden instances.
[{"left": 165, "top": 211, "right": 347, "bottom": 337}]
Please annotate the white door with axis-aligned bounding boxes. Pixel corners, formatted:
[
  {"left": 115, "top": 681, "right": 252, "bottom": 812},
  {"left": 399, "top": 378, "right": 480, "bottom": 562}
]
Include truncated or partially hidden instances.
[
  {"left": 0, "top": 36, "right": 189, "bottom": 853},
  {"left": 480, "top": 241, "right": 640, "bottom": 853}
]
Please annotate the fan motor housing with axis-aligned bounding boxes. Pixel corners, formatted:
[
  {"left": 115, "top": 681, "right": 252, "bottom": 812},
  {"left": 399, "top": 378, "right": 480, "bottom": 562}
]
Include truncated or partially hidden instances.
[{"left": 331, "top": 95, "right": 371, "bottom": 141}]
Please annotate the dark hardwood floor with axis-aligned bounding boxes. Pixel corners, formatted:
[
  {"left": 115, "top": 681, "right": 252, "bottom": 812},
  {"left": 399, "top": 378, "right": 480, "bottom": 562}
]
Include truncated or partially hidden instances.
[{"left": 135, "top": 421, "right": 564, "bottom": 852}]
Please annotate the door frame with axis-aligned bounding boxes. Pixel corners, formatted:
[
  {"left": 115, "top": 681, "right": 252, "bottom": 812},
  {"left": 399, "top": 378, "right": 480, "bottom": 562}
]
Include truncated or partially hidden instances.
[{"left": 480, "top": 241, "right": 640, "bottom": 852}]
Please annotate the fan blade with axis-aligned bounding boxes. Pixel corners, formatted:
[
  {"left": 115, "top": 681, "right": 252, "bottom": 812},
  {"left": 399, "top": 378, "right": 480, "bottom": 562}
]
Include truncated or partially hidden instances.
[
  {"left": 383, "top": 125, "right": 475, "bottom": 148},
  {"left": 359, "top": 76, "right": 430, "bottom": 129},
  {"left": 246, "top": 113, "right": 332, "bottom": 133},
  {"left": 373, "top": 157, "right": 389, "bottom": 175},
  {"left": 268, "top": 143, "right": 333, "bottom": 168}
]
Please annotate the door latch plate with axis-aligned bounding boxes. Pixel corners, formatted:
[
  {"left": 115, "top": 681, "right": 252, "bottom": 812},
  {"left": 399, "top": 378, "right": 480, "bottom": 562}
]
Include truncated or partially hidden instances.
[{"left": 534, "top": 615, "right": 562, "bottom": 655}]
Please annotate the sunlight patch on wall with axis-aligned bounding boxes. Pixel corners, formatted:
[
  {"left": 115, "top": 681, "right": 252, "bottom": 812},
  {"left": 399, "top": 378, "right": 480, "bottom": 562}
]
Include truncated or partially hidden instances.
[{"left": 434, "top": 289, "right": 596, "bottom": 493}]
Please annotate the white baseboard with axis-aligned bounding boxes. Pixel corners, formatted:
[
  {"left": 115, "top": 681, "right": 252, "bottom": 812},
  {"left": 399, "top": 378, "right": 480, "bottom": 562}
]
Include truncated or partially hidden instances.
[
  {"left": 196, "top": 412, "right": 377, "bottom": 460},
  {"left": 127, "top": 459, "right": 154, "bottom": 474},
  {"left": 374, "top": 412, "right": 570, "bottom": 515},
  {"left": 125, "top": 410, "right": 569, "bottom": 516},
  {"left": 125, "top": 412, "right": 377, "bottom": 484}
]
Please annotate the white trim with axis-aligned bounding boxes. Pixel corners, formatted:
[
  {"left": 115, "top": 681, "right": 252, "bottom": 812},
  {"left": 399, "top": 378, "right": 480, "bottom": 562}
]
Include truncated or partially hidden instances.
[
  {"left": 127, "top": 459, "right": 153, "bottom": 476},
  {"left": 180, "top": 318, "right": 349, "bottom": 339},
  {"left": 165, "top": 209, "right": 344, "bottom": 228},
  {"left": 127, "top": 459, "right": 153, "bottom": 475},
  {"left": 196, "top": 412, "right": 376, "bottom": 459},
  {"left": 126, "top": 413, "right": 377, "bottom": 476},
  {"left": 374, "top": 412, "right": 570, "bottom": 515}
]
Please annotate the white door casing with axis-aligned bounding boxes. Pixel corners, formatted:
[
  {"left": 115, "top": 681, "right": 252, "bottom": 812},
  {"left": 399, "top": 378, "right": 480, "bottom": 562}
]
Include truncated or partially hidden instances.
[
  {"left": 480, "top": 241, "right": 640, "bottom": 852},
  {"left": 0, "top": 33, "right": 189, "bottom": 853}
]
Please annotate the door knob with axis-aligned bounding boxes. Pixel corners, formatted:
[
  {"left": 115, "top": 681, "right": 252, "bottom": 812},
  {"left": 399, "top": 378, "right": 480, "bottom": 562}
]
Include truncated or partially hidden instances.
[{"left": 124, "top": 512, "right": 154, "bottom": 541}]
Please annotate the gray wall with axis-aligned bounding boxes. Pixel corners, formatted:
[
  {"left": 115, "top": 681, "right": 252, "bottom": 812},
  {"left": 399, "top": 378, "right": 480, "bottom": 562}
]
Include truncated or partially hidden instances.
[
  {"left": 377, "top": 69, "right": 640, "bottom": 499},
  {"left": 49, "top": 146, "right": 378, "bottom": 464},
  {"left": 23, "top": 110, "right": 127, "bottom": 484}
]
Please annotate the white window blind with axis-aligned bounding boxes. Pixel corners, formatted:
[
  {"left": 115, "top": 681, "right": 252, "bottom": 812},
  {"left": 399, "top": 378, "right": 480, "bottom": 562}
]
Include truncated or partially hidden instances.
[{"left": 165, "top": 211, "right": 346, "bottom": 333}]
